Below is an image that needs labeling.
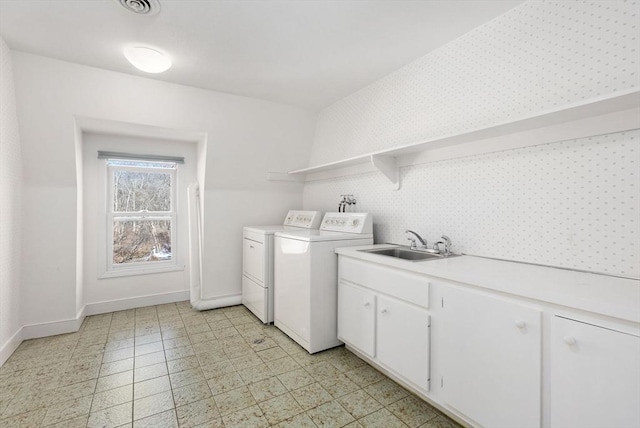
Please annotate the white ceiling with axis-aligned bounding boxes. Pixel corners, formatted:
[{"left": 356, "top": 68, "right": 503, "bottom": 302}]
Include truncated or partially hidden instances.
[{"left": 0, "top": 0, "right": 524, "bottom": 110}]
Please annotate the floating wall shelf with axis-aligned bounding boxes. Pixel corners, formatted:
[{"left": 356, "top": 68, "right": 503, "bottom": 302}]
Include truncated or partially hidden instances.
[{"left": 287, "top": 89, "right": 640, "bottom": 189}]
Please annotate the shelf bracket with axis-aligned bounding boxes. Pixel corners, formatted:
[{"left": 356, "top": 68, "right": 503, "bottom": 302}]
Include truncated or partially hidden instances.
[{"left": 370, "top": 154, "right": 400, "bottom": 190}]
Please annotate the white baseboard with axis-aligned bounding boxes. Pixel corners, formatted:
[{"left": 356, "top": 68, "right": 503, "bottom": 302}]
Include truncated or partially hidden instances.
[
  {"left": 84, "top": 290, "right": 190, "bottom": 316},
  {"left": 1, "top": 290, "right": 239, "bottom": 366},
  {"left": 0, "top": 327, "right": 23, "bottom": 367},
  {"left": 22, "top": 306, "right": 86, "bottom": 340},
  {"left": 1, "top": 291, "right": 190, "bottom": 365},
  {"left": 191, "top": 293, "right": 242, "bottom": 311}
]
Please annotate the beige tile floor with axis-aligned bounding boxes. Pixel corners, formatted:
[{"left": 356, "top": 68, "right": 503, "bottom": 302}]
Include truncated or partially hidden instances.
[{"left": 0, "top": 302, "right": 460, "bottom": 428}]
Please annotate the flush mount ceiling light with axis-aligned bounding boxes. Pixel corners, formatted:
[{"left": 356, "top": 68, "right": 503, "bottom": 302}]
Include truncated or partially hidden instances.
[
  {"left": 123, "top": 46, "right": 172, "bottom": 73},
  {"left": 115, "top": 0, "right": 160, "bottom": 16}
]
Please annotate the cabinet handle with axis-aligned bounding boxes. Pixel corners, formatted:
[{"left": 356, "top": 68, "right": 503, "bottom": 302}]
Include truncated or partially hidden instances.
[
  {"left": 249, "top": 245, "right": 254, "bottom": 249},
  {"left": 515, "top": 320, "right": 526, "bottom": 329},
  {"left": 563, "top": 336, "right": 577, "bottom": 346},
  {"left": 380, "top": 308, "right": 388, "bottom": 314},
  {"left": 363, "top": 301, "right": 370, "bottom": 307}
]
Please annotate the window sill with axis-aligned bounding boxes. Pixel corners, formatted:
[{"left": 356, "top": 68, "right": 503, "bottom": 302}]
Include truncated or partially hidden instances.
[{"left": 99, "top": 264, "right": 185, "bottom": 279}]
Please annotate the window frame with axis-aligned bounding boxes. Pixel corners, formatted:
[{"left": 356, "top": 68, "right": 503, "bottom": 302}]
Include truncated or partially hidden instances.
[{"left": 101, "top": 161, "right": 179, "bottom": 278}]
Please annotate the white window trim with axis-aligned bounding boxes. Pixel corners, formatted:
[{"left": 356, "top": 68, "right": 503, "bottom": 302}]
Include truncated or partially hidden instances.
[{"left": 98, "top": 162, "right": 181, "bottom": 279}]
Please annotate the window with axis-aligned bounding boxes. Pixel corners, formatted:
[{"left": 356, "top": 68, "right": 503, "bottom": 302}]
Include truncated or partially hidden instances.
[{"left": 106, "top": 159, "right": 177, "bottom": 274}]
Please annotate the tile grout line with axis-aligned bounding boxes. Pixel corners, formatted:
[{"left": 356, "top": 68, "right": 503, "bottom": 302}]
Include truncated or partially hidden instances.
[{"left": 3, "top": 303, "right": 456, "bottom": 428}]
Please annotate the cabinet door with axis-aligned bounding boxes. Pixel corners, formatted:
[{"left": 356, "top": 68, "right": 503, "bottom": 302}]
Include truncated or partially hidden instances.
[
  {"left": 377, "top": 295, "right": 430, "bottom": 392},
  {"left": 338, "top": 281, "right": 376, "bottom": 357},
  {"left": 440, "top": 286, "right": 541, "bottom": 428},
  {"left": 550, "top": 316, "right": 640, "bottom": 428}
]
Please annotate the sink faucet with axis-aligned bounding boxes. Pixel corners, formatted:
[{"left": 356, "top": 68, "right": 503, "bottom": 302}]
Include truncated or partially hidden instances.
[
  {"left": 433, "top": 235, "right": 452, "bottom": 256},
  {"left": 405, "top": 230, "right": 427, "bottom": 250}
]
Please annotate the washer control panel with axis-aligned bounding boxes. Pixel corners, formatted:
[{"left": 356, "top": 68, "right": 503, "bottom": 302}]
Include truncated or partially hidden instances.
[
  {"left": 320, "top": 213, "right": 372, "bottom": 234},
  {"left": 283, "top": 210, "right": 323, "bottom": 229}
]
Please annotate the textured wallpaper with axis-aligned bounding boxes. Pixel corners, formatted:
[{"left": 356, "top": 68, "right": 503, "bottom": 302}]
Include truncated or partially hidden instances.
[
  {"left": 304, "top": 0, "right": 640, "bottom": 277},
  {"left": 304, "top": 131, "right": 639, "bottom": 277},
  {"left": 310, "top": 0, "right": 640, "bottom": 165},
  {"left": 0, "top": 36, "right": 23, "bottom": 354}
]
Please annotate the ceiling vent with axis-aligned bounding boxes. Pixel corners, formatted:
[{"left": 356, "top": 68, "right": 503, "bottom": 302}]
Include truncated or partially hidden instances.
[{"left": 115, "top": 0, "right": 160, "bottom": 16}]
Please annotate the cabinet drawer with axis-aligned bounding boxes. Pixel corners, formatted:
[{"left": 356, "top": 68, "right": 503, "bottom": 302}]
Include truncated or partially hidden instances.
[{"left": 339, "top": 257, "right": 429, "bottom": 308}]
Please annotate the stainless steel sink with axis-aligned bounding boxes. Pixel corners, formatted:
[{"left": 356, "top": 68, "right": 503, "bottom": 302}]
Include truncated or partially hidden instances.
[{"left": 358, "top": 247, "right": 458, "bottom": 261}]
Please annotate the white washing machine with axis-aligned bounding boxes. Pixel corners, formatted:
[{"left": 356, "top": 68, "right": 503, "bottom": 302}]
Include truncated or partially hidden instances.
[
  {"left": 274, "top": 212, "right": 373, "bottom": 353},
  {"left": 242, "top": 210, "right": 322, "bottom": 324}
]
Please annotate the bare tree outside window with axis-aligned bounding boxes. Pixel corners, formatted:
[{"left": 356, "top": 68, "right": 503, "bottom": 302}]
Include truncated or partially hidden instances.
[
  {"left": 107, "top": 160, "right": 176, "bottom": 268},
  {"left": 113, "top": 219, "right": 171, "bottom": 264}
]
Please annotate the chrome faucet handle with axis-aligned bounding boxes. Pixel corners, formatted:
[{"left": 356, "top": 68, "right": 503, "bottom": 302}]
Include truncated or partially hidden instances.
[
  {"left": 407, "top": 237, "right": 417, "bottom": 249},
  {"left": 440, "top": 235, "right": 452, "bottom": 255}
]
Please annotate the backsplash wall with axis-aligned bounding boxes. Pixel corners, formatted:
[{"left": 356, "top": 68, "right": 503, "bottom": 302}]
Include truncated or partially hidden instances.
[
  {"left": 303, "top": 130, "right": 640, "bottom": 278},
  {"left": 304, "top": 0, "right": 640, "bottom": 278}
]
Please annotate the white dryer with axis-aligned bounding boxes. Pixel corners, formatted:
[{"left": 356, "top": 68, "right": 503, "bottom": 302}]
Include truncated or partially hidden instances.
[
  {"left": 242, "top": 210, "right": 322, "bottom": 323},
  {"left": 274, "top": 212, "right": 373, "bottom": 353}
]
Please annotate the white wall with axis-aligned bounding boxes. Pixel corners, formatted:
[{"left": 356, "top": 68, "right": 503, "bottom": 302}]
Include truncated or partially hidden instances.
[
  {"left": 0, "top": 37, "right": 23, "bottom": 364},
  {"left": 304, "top": 0, "right": 640, "bottom": 278},
  {"left": 310, "top": 0, "right": 640, "bottom": 165},
  {"left": 82, "top": 133, "right": 197, "bottom": 309},
  {"left": 12, "top": 52, "right": 317, "bottom": 329}
]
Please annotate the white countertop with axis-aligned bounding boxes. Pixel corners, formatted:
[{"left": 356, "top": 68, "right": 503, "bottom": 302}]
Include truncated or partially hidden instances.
[{"left": 336, "top": 244, "right": 640, "bottom": 324}]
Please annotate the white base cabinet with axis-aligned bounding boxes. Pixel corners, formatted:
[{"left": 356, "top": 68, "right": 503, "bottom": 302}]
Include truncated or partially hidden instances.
[
  {"left": 338, "top": 257, "right": 431, "bottom": 393},
  {"left": 550, "top": 316, "right": 640, "bottom": 428},
  {"left": 438, "top": 285, "right": 542, "bottom": 428},
  {"left": 338, "top": 280, "right": 431, "bottom": 392},
  {"left": 337, "top": 253, "right": 640, "bottom": 428}
]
